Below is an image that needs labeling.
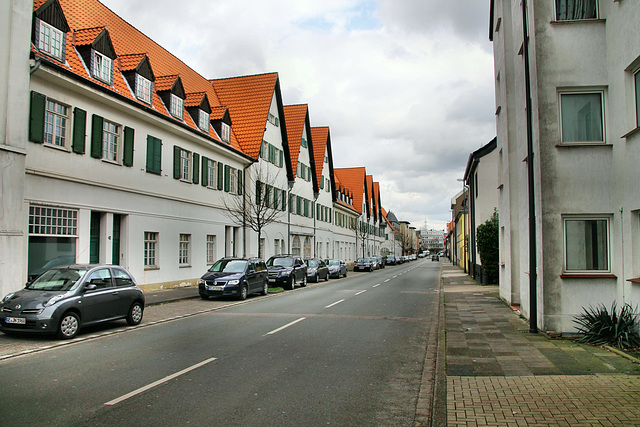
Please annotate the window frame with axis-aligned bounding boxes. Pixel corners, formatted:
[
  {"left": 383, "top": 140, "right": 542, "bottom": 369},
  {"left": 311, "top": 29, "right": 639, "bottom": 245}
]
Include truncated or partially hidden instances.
[
  {"left": 198, "top": 109, "right": 209, "bottom": 133},
  {"left": 93, "top": 51, "right": 113, "bottom": 84},
  {"left": 38, "top": 20, "right": 64, "bottom": 60},
  {"left": 179, "top": 233, "right": 191, "bottom": 266},
  {"left": 554, "top": 0, "right": 599, "bottom": 21},
  {"left": 170, "top": 93, "right": 184, "bottom": 120},
  {"left": 179, "top": 148, "right": 192, "bottom": 182},
  {"left": 144, "top": 231, "right": 158, "bottom": 269},
  {"left": 635, "top": 69, "right": 640, "bottom": 128},
  {"left": 206, "top": 159, "right": 217, "bottom": 189},
  {"left": 206, "top": 235, "right": 216, "bottom": 264},
  {"left": 563, "top": 215, "right": 611, "bottom": 274},
  {"left": 136, "top": 74, "right": 153, "bottom": 104},
  {"left": 558, "top": 90, "right": 605, "bottom": 144},
  {"left": 221, "top": 122, "right": 230, "bottom": 143},
  {"left": 102, "top": 119, "right": 120, "bottom": 162},
  {"left": 44, "top": 98, "right": 70, "bottom": 148}
]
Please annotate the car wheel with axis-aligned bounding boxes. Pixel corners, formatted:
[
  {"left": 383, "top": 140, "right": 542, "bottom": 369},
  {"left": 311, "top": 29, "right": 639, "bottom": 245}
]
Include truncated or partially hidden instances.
[
  {"left": 324, "top": 272, "right": 329, "bottom": 281},
  {"left": 126, "top": 301, "right": 144, "bottom": 326},
  {"left": 57, "top": 312, "right": 80, "bottom": 339},
  {"left": 344, "top": 271, "right": 347, "bottom": 277},
  {"left": 238, "top": 283, "right": 248, "bottom": 300},
  {"left": 301, "top": 275, "right": 307, "bottom": 287},
  {"left": 287, "top": 276, "right": 296, "bottom": 290},
  {"left": 261, "top": 279, "right": 268, "bottom": 296}
]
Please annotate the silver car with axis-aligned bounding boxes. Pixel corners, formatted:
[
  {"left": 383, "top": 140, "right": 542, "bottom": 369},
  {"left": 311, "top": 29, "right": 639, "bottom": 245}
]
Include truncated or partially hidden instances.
[
  {"left": 0, "top": 264, "right": 145, "bottom": 339},
  {"left": 326, "top": 259, "right": 348, "bottom": 278}
]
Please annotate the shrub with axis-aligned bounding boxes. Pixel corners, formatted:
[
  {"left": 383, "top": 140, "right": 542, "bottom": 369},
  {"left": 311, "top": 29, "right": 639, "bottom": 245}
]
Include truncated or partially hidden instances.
[
  {"left": 476, "top": 210, "right": 499, "bottom": 285},
  {"left": 573, "top": 303, "right": 640, "bottom": 349}
]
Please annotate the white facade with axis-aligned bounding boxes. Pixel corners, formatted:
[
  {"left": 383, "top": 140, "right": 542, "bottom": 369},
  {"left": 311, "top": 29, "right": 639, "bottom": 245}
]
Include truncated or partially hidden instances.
[
  {"left": 492, "top": 0, "right": 640, "bottom": 332},
  {"left": 315, "top": 143, "right": 334, "bottom": 259}
]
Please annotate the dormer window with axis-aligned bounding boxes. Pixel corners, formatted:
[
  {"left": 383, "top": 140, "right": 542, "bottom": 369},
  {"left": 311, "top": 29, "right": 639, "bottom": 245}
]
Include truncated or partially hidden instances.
[
  {"left": 268, "top": 113, "right": 279, "bottom": 126},
  {"left": 221, "top": 122, "right": 230, "bottom": 143},
  {"left": 39, "top": 21, "right": 64, "bottom": 60},
  {"left": 198, "top": 110, "right": 209, "bottom": 132},
  {"left": 136, "top": 74, "right": 152, "bottom": 104},
  {"left": 170, "top": 93, "right": 184, "bottom": 120},
  {"left": 93, "top": 51, "right": 112, "bottom": 84}
]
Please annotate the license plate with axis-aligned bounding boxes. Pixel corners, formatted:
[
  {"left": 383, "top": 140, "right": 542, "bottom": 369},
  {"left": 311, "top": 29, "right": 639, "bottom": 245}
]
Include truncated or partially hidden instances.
[
  {"left": 5, "top": 317, "right": 26, "bottom": 325},
  {"left": 268, "top": 278, "right": 276, "bottom": 283},
  {"left": 207, "top": 285, "right": 224, "bottom": 291}
]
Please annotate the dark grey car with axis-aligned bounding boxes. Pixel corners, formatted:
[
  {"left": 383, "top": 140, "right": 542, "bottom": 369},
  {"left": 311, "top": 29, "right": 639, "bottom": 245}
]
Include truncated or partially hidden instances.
[
  {"left": 326, "top": 259, "right": 348, "bottom": 278},
  {"left": 198, "top": 257, "right": 268, "bottom": 300},
  {"left": 0, "top": 264, "right": 145, "bottom": 340}
]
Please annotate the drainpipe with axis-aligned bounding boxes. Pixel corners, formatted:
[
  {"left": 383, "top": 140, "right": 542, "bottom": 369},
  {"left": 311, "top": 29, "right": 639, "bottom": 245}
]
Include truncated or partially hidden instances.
[{"left": 522, "top": 0, "right": 538, "bottom": 333}]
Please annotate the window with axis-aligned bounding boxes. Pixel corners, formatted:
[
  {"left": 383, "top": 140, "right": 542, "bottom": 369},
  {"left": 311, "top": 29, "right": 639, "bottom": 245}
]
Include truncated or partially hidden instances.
[
  {"left": 170, "top": 93, "right": 184, "bottom": 120},
  {"left": 102, "top": 120, "right": 119, "bottom": 161},
  {"left": 146, "top": 136, "right": 162, "bottom": 174},
  {"left": 229, "top": 166, "right": 237, "bottom": 194},
  {"left": 44, "top": 99, "right": 69, "bottom": 147},
  {"left": 29, "top": 205, "right": 77, "bottom": 236},
  {"left": 221, "top": 123, "right": 230, "bottom": 143},
  {"left": 207, "top": 159, "right": 217, "bottom": 189},
  {"left": 560, "top": 92, "right": 604, "bottom": 143},
  {"left": 635, "top": 70, "right": 640, "bottom": 127},
  {"left": 268, "top": 113, "right": 279, "bottom": 126},
  {"left": 301, "top": 137, "right": 307, "bottom": 148},
  {"left": 556, "top": 0, "right": 597, "bottom": 21},
  {"left": 198, "top": 109, "right": 209, "bottom": 132},
  {"left": 206, "top": 235, "right": 216, "bottom": 264},
  {"left": 564, "top": 216, "right": 609, "bottom": 272},
  {"left": 38, "top": 21, "right": 64, "bottom": 60},
  {"left": 179, "top": 234, "right": 191, "bottom": 265},
  {"left": 136, "top": 74, "right": 152, "bottom": 104},
  {"left": 292, "top": 236, "right": 301, "bottom": 256},
  {"left": 180, "top": 149, "right": 191, "bottom": 181},
  {"left": 144, "top": 232, "right": 158, "bottom": 268},
  {"left": 93, "top": 51, "right": 112, "bottom": 84}
]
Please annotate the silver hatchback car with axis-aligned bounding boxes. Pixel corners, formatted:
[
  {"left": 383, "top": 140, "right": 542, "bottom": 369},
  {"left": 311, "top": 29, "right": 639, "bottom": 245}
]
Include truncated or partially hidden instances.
[{"left": 0, "top": 264, "right": 145, "bottom": 339}]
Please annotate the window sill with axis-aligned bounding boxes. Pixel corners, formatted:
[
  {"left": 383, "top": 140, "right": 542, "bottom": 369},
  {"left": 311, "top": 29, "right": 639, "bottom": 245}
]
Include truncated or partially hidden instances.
[
  {"left": 144, "top": 266, "right": 159, "bottom": 271},
  {"left": 551, "top": 18, "right": 605, "bottom": 25},
  {"left": 560, "top": 273, "right": 617, "bottom": 279},
  {"left": 621, "top": 126, "right": 640, "bottom": 139},
  {"left": 179, "top": 264, "right": 192, "bottom": 268},
  {"left": 555, "top": 143, "right": 612, "bottom": 148}
]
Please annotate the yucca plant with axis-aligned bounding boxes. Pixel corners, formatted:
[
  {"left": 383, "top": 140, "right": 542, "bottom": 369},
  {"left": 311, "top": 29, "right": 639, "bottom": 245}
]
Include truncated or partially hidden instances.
[{"left": 573, "top": 303, "right": 640, "bottom": 349}]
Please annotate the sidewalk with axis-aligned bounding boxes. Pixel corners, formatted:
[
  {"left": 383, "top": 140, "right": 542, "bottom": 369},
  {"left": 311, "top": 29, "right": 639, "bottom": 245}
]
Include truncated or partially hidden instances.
[{"left": 439, "top": 261, "right": 640, "bottom": 426}]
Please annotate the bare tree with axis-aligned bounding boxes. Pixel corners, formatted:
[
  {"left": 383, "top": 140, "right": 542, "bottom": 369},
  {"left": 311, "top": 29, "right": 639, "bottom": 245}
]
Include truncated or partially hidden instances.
[
  {"left": 397, "top": 228, "right": 412, "bottom": 257},
  {"left": 355, "top": 219, "right": 370, "bottom": 258},
  {"left": 223, "top": 166, "right": 286, "bottom": 259}
]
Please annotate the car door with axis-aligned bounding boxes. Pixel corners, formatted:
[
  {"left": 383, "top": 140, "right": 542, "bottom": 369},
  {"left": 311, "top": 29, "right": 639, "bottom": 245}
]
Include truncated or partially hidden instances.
[
  {"left": 111, "top": 267, "right": 137, "bottom": 317},
  {"left": 294, "top": 257, "right": 305, "bottom": 281},
  {"left": 246, "top": 261, "right": 258, "bottom": 292},
  {"left": 81, "top": 267, "right": 119, "bottom": 323}
]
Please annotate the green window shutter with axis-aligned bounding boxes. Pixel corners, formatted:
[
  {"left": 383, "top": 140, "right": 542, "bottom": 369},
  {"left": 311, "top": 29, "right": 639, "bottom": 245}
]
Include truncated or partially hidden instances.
[
  {"left": 217, "top": 162, "right": 224, "bottom": 190},
  {"left": 29, "top": 91, "right": 46, "bottom": 143},
  {"left": 282, "top": 189, "right": 287, "bottom": 211},
  {"left": 279, "top": 150, "right": 284, "bottom": 167},
  {"left": 146, "top": 136, "right": 162, "bottom": 174},
  {"left": 256, "top": 181, "right": 262, "bottom": 204},
  {"left": 201, "top": 156, "right": 208, "bottom": 187},
  {"left": 273, "top": 187, "right": 279, "bottom": 207},
  {"left": 90, "top": 114, "right": 104, "bottom": 158},
  {"left": 224, "top": 165, "right": 230, "bottom": 192},
  {"left": 173, "top": 146, "right": 181, "bottom": 179},
  {"left": 123, "top": 126, "right": 134, "bottom": 166},
  {"left": 192, "top": 152, "right": 200, "bottom": 184},
  {"left": 320, "top": 175, "right": 324, "bottom": 189},
  {"left": 237, "top": 169, "right": 243, "bottom": 195},
  {"left": 317, "top": 204, "right": 320, "bottom": 219},
  {"left": 72, "top": 107, "right": 86, "bottom": 154}
]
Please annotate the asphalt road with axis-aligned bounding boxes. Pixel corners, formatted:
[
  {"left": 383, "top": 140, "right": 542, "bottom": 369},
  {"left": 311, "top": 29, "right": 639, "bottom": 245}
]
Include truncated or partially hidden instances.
[{"left": 0, "top": 260, "right": 440, "bottom": 426}]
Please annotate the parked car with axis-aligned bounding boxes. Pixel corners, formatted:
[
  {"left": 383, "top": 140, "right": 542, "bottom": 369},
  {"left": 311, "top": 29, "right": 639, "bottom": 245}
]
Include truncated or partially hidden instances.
[
  {"left": 266, "top": 255, "right": 307, "bottom": 290},
  {"left": 369, "top": 257, "right": 379, "bottom": 270},
  {"left": 385, "top": 255, "right": 397, "bottom": 265},
  {"left": 306, "top": 258, "right": 329, "bottom": 282},
  {"left": 431, "top": 254, "right": 439, "bottom": 261},
  {"left": 0, "top": 264, "right": 145, "bottom": 340},
  {"left": 354, "top": 258, "right": 374, "bottom": 272},
  {"left": 376, "top": 256, "right": 386, "bottom": 269},
  {"left": 199, "top": 257, "right": 268, "bottom": 300},
  {"left": 326, "top": 259, "right": 348, "bottom": 278}
]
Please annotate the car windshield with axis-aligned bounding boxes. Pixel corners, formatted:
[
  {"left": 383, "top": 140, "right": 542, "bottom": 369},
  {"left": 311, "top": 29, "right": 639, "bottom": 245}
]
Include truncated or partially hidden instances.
[
  {"left": 357, "top": 258, "right": 369, "bottom": 263},
  {"left": 307, "top": 260, "right": 319, "bottom": 268},
  {"left": 209, "top": 259, "right": 247, "bottom": 273},
  {"left": 328, "top": 260, "right": 340, "bottom": 266},
  {"left": 267, "top": 257, "right": 293, "bottom": 268},
  {"left": 26, "top": 268, "right": 87, "bottom": 291}
]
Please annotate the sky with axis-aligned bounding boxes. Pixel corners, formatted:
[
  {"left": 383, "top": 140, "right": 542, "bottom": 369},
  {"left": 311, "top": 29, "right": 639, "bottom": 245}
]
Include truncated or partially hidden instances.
[{"left": 100, "top": 0, "right": 496, "bottom": 232}]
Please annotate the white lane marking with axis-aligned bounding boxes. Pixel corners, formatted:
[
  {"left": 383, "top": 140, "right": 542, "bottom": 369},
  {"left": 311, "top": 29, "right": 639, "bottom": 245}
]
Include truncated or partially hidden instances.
[
  {"left": 355, "top": 290, "right": 367, "bottom": 296},
  {"left": 393, "top": 275, "right": 398, "bottom": 278},
  {"left": 373, "top": 283, "right": 381, "bottom": 288},
  {"left": 384, "top": 279, "right": 390, "bottom": 283},
  {"left": 265, "top": 317, "right": 307, "bottom": 335},
  {"left": 325, "top": 299, "right": 345, "bottom": 308},
  {"left": 105, "top": 357, "right": 217, "bottom": 406}
]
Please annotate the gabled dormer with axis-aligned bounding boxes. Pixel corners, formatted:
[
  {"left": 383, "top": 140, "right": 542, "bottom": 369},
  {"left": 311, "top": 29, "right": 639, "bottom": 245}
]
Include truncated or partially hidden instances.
[
  {"left": 32, "top": 0, "right": 70, "bottom": 63},
  {"left": 185, "top": 92, "right": 211, "bottom": 133},
  {"left": 119, "top": 54, "right": 155, "bottom": 105},
  {"left": 74, "top": 27, "right": 117, "bottom": 86},
  {"left": 211, "top": 106, "right": 232, "bottom": 144},
  {"left": 156, "top": 75, "right": 185, "bottom": 121}
]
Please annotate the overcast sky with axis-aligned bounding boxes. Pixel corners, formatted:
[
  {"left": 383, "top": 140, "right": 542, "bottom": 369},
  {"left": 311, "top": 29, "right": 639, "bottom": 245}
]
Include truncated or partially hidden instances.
[{"left": 100, "top": 0, "right": 496, "bottom": 231}]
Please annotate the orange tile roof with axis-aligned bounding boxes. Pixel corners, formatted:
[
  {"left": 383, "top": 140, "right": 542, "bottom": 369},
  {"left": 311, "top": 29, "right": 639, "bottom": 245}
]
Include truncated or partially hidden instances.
[
  {"left": 283, "top": 104, "right": 308, "bottom": 177},
  {"left": 334, "top": 167, "right": 366, "bottom": 215},
  {"left": 366, "top": 175, "right": 374, "bottom": 218},
  {"left": 373, "top": 181, "right": 381, "bottom": 222},
  {"left": 154, "top": 74, "right": 179, "bottom": 92},
  {"left": 310, "top": 127, "right": 329, "bottom": 191},
  {"left": 32, "top": 0, "right": 244, "bottom": 152},
  {"left": 210, "top": 73, "right": 280, "bottom": 159},
  {"left": 118, "top": 53, "right": 147, "bottom": 72},
  {"left": 184, "top": 92, "right": 207, "bottom": 108}
]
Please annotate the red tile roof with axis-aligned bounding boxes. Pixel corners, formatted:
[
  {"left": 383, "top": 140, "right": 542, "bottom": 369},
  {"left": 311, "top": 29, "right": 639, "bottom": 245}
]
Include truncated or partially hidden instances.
[
  {"left": 334, "top": 167, "right": 366, "bottom": 215},
  {"left": 283, "top": 104, "right": 308, "bottom": 177},
  {"left": 310, "top": 127, "right": 329, "bottom": 191},
  {"left": 32, "top": 0, "right": 243, "bottom": 152},
  {"left": 118, "top": 53, "right": 148, "bottom": 72},
  {"left": 210, "top": 73, "right": 280, "bottom": 159}
]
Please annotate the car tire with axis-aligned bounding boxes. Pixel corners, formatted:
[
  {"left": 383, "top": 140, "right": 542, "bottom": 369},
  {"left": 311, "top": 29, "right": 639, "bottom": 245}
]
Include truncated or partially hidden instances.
[
  {"left": 324, "top": 273, "right": 329, "bottom": 281},
  {"left": 343, "top": 271, "right": 347, "bottom": 278},
  {"left": 300, "top": 275, "right": 307, "bottom": 287},
  {"left": 238, "top": 283, "right": 248, "bottom": 300},
  {"left": 126, "top": 301, "right": 144, "bottom": 326},
  {"left": 287, "top": 276, "right": 296, "bottom": 291},
  {"left": 261, "top": 280, "right": 268, "bottom": 296},
  {"left": 57, "top": 312, "right": 80, "bottom": 340}
]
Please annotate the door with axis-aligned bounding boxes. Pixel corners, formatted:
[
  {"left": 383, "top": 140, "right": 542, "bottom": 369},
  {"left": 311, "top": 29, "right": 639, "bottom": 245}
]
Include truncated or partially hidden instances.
[{"left": 81, "top": 267, "right": 119, "bottom": 322}]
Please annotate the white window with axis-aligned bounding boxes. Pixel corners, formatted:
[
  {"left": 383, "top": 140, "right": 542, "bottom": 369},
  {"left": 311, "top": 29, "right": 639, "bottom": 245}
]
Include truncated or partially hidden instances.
[
  {"left": 29, "top": 205, "right": 77, "bottom": 236},
  {"left": 229, "top": 166, "right": 237, "bottom": 194},
  {"left": 268, "top": 113, "right": 279, "bottom": 126},
  {"left": 136, "top": 74, "right": 152, "bottom": 104},
  {"left": 180, "top": 149, "right": 191, "bottom": 181},
  {"left": 38, "top": 21, "right": 64, "bottom": 60},
  {"left": 206, "top": 235, "right": 216, "bottom": 264},
  {"left": 93, "top": 51, "right": 112, "bottom": 84},
  {"left": 179, "top": 234, "right": 191, "bottom": 265},
  {"left": 198, "top": 110, "right": 209, "bottom": 132},
  {"left": 44, "top": 99, "right": 69, "bottom": 147},
  {"left": 560, "top": 91, "right": 604, "bottom": 143},
  {"left": 102, "top": 120, "right": 119, "bottom": 162},
  {"left": 221, "top": 123, "right": 230, "bottom": 143},
  {"left": 260, "top": 141, "right": 269, "bottom": 160},
  {"left": 207, "top": 159, "right": 217, "bottom": 189},
  {"left": 564, "top": 216, "right": 610, "bottom": 272},
  {"left": 170, "top": 93, "right": 184, "bottom": 120},
  {"left": 144, "top": 232, "right": 158, "bottom": 268},
  {"left": 555, "top": 0, "right": 597, "bottom": 21},
  {"left": 635, "top": 70, "right": 640, "bottom": 127}
]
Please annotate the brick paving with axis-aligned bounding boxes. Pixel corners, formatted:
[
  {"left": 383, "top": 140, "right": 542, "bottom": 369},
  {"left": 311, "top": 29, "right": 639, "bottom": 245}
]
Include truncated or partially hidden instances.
[{"left": 441, "top": 261, "right": 640, "bottom": 426}]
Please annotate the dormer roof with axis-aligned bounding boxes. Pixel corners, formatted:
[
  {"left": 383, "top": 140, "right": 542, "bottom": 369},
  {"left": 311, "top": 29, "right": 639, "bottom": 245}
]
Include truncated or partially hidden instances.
[
  {"left": 283, "top": 104, "right": 309, "bottom": 178},
  {"left": 73, "top": 26, "right": 116, "bottom": 59},
  {"left": 33, "top": 0, "right": 70, "bottom": 33},
  {"left": 334, "top": 167, "right": 366, "bottom": 215},
  {"left": 185, "top": 92, "right": 210, "bottom": 111}
]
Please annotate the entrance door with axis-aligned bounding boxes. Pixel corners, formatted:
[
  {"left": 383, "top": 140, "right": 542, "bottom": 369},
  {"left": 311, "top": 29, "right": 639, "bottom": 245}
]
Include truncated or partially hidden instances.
[
  {"left": 112, "top": 214, "right": 121, "bottom": 265},
  {"left": 90, "top": 212, "right": 101, "bottom": 264}
]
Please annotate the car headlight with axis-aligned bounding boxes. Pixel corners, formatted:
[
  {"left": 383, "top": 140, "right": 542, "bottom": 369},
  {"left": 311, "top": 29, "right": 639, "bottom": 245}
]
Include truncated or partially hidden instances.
[
  {"left": 44, "top": 294, "right": 65, "bottom": 307},
  {"left": 227, "top": 280, "right": 240, "bottom": 285}
]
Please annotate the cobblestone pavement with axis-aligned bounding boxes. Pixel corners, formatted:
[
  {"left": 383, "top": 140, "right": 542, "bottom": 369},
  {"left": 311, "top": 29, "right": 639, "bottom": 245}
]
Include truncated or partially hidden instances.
[{"left": 441, "top": 261, "right": 640, "bottom": 426}]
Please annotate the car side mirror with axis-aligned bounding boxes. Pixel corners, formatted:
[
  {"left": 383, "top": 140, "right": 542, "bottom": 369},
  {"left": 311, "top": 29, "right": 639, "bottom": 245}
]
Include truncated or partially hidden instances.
[{"left": 84, "top": 284, "right": 97, "bottom": 291}]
